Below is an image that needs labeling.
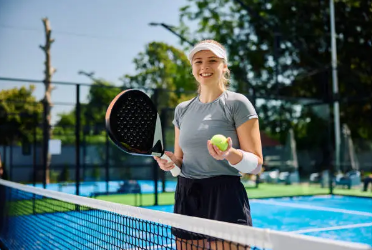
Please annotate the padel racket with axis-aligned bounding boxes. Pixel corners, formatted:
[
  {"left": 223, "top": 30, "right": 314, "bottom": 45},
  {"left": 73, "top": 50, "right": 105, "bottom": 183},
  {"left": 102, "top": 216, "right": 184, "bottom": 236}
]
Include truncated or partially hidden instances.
[{"left": 105, "top": 89, "right": 181, "bottom": 177}]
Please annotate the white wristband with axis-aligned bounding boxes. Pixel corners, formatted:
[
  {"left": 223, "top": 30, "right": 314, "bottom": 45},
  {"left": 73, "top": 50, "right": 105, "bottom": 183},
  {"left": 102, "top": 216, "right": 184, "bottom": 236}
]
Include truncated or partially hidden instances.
[{"left": 228, "top": 149, "right": 259, "bottom": 173}]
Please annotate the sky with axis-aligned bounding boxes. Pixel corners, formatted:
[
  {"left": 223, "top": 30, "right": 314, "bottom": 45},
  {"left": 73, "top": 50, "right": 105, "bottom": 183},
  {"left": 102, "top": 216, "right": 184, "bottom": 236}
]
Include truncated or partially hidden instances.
[{"left": 0, "top": 0, "right": 194, "bottom": 124}]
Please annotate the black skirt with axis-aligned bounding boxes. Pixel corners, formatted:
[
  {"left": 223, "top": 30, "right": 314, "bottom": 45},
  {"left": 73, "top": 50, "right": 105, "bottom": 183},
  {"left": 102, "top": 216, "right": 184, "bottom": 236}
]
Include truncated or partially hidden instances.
[{"left": 172, "top": 175, "right": 252, "bottom": 240}]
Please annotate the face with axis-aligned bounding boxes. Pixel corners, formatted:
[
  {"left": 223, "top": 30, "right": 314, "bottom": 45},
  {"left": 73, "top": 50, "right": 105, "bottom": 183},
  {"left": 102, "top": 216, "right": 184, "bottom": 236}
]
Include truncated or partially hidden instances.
[{"left": 192, "top": 50, "right": 227, "bottom": 87}]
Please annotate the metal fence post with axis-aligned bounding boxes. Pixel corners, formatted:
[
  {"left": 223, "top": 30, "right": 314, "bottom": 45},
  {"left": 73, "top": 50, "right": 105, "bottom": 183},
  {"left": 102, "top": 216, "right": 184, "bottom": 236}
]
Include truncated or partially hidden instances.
[{"left": 75, "top": 84, "right": 81, "bottom": 196}]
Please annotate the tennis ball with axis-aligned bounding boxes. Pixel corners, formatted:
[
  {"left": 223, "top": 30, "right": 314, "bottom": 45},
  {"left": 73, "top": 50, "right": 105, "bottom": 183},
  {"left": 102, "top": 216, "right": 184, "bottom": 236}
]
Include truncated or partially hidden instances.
[{"left": 210, "top": 134, "right": 228, "bottom": 151}]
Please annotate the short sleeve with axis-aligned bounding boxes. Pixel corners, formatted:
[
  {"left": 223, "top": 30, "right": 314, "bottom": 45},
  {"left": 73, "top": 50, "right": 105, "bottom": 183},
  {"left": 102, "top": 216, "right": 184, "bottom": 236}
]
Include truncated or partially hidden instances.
[
  {"left": 172, "top": 104, "right": 181, "bottom": 129},
  {"left": 233, "top": 94, "right": 258, "bottom": 128}
]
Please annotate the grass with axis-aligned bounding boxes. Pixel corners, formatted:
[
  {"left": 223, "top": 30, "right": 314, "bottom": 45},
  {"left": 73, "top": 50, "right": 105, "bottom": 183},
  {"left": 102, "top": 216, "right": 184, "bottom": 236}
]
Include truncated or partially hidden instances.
[
  {"left": 7, "top": 198, "right": 90, "bottom": 216},
  {"left": 333, "top": 187, "right": 372, "bottom": 197},
  {"left": 95, "top": 192, "right": 176, "bottom": 207},
  {"left": 94, "top": 183, "right": 372, "bottom": 207},
  {"left": 243, "top": 183, "right": 329, "bottom": 198},
  {"left": 8, "top": 183, "right": 371, "bottom": 216}
]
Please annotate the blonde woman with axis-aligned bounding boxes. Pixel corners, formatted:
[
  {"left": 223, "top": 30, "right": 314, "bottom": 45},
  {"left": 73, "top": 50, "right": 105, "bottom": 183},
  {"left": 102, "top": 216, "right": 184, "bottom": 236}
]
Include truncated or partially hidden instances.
[{"left": 154, "top": 40, "right": 263, "bottom": 249}]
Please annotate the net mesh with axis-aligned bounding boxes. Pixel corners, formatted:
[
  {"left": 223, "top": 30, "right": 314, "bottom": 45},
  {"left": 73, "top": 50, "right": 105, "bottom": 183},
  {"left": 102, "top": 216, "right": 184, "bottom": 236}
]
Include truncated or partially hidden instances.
[{"left": 0, "top": 179, "right": 370, "bottom": 250}]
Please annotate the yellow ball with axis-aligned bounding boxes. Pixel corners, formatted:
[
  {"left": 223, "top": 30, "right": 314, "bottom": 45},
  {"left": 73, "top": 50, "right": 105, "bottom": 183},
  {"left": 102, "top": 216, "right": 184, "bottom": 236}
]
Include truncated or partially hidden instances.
[{"left": 210, "top": 134, "right": 228, "bottom": 151}]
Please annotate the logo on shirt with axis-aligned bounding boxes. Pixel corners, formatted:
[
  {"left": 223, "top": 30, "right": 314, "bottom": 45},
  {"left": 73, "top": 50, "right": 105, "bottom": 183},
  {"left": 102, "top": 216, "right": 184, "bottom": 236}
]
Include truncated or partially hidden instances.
[{"left": 203, "top": 114, "right": 212, "bottom": 121}]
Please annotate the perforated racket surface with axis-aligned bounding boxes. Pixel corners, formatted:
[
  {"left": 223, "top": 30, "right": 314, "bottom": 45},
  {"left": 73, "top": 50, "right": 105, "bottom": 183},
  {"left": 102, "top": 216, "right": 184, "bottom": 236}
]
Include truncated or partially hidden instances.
[{"left": 105, "top": 89, "right": 181, "bottom": 177}]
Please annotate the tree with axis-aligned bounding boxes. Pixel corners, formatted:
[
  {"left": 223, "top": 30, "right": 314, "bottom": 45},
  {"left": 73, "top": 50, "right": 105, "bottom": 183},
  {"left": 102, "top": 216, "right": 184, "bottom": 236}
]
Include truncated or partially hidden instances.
[
  {"left": 40, "top": 17, "right": 56, "bottom": 184},
  {"left": 178, "top": 0, "right": 372, "bottom": 146},
  {"left": 55, "top": 80, "right": 121, "bottom": 139},
  {"left": 84, "top": 80, "right": 122, "bottom": 134},
  {"left": 0, "top": 85, "right": 43, "bottom": 146},
  {"left": 58, "top": 42, "right": 198, "bottom": 136},
  {"left": 121, "top": 42, "right": 197, "bottom": 110}
]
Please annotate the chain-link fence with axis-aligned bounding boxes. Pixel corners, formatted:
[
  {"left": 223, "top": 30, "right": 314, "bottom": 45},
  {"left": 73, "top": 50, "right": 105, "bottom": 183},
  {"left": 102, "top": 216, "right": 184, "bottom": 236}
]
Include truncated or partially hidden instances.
[{"left": 1, "top": 77, "right": 371, "bottom": 205}]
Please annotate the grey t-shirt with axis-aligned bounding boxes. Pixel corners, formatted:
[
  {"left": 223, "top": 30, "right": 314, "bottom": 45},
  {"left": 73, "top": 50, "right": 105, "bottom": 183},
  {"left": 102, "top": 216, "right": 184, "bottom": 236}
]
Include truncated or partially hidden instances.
[{"left": 172, "top": 90, "right": 258, "bottom": 179}]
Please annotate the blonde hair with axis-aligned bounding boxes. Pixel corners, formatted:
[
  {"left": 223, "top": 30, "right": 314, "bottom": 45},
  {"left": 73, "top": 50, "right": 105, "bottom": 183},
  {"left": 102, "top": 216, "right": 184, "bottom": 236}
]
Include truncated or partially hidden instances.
[{"left": 193, "top": 40, "right": 230, "bottom": 93}]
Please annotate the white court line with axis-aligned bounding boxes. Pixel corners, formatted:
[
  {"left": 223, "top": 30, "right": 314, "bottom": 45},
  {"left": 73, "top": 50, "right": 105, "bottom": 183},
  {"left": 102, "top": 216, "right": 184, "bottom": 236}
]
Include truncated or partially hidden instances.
[
  {"left": 252, "top": 199, "right": 372, "bottom": 217},
  {"left": 291, "top": 222, "right": 372, "bottom": 234}
]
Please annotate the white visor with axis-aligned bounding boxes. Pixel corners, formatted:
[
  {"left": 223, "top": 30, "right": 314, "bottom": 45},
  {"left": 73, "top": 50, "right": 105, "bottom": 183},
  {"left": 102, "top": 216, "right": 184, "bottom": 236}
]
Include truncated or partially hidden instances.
[{"left": 188, "top": 43, "right": 227, "bottom": 64}]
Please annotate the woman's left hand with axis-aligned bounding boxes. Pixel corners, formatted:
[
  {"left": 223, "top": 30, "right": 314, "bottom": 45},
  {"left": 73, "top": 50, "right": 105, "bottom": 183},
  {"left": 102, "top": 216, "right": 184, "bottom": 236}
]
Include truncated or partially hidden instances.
[{"left": 207, "top": 137, "right": 233, "bottom": 160}]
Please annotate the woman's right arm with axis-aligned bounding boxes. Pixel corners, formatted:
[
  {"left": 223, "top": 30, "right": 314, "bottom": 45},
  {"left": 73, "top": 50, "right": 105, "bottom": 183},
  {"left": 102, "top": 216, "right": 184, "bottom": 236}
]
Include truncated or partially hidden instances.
[{"left": 154, "top": 126, "right": 183, "bottom": 171}]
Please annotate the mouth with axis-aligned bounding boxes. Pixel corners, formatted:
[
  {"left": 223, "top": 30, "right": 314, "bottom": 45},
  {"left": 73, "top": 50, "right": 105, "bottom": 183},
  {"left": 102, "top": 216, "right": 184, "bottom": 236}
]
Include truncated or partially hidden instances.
[{"left": 200, "top": 73, "right": 213, "bottom": 78}]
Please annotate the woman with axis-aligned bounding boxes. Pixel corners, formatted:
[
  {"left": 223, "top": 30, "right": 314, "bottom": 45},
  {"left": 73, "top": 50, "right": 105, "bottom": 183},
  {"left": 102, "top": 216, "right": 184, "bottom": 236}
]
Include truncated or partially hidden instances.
[{"left": 154, "top": 40, "right": 263, "bottom": 249}]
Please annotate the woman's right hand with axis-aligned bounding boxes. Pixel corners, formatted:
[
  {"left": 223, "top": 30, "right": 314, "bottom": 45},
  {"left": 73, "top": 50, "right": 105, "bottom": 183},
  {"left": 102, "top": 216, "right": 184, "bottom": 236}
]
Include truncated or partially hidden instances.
[{"left": 153, "top": 151, "right": 181, "bottom": 172}]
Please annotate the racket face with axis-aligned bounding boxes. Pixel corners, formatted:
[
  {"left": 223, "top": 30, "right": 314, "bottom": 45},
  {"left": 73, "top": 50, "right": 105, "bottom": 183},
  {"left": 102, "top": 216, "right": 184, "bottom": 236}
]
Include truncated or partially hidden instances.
[{"left": 105, "top": 89, "right": 164, "bottom": 156}]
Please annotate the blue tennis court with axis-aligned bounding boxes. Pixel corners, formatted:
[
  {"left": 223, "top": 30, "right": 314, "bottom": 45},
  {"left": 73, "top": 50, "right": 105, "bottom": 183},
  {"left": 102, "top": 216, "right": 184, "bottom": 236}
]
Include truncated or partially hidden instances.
[
  {"left": 29, "top": 180, "right": 178, "bottom": 196},
  {"left": 146, "top": 195, "right": 372, "bottom": 246},
  {"left": 2, "top": 178, "right": 372, "bottom": 249}
]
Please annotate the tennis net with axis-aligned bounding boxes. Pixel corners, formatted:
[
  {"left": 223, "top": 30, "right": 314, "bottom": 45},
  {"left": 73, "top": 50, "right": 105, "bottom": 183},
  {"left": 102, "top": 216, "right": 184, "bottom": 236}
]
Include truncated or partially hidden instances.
[{"left": 0, "top": 179, "right": 370, "bottom": 250}]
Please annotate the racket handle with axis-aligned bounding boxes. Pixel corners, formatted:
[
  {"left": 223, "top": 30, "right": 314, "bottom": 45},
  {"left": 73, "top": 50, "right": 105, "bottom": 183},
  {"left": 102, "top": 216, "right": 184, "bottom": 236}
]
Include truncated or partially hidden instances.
[{"left": 161, "top": 154, "right": 181, "bottom": 177}]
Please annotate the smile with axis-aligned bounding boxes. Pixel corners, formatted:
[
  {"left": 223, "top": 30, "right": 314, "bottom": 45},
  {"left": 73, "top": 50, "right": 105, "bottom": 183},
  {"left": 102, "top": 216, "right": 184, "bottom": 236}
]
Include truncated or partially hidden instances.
[{"left": 200, "top": 73, "right": 213, "bottom": 77}]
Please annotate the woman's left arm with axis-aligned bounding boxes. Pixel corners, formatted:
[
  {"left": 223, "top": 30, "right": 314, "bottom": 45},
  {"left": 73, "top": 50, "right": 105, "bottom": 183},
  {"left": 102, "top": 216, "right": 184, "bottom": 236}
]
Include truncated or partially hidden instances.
[{"left": 224, "top": 118, "right": 263, "bottom": 174}]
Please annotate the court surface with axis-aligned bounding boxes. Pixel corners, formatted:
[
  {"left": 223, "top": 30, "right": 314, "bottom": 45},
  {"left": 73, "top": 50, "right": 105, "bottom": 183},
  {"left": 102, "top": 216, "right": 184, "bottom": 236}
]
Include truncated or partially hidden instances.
[{"left": 146, "top": 195, "right": 372, "bottom": 246}]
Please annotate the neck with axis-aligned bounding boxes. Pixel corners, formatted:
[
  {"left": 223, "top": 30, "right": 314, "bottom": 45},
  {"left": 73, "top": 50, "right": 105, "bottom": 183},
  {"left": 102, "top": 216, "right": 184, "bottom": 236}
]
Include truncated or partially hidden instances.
[{"left": 199, "top": 85, "right": 225, "bottom": 103}]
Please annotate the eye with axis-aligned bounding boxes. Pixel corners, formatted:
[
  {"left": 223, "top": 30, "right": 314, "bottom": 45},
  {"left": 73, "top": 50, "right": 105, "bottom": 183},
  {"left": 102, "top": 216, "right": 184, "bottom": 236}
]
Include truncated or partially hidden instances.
[
  {"left": 209, "top": 60, "right": 217, "bottom": 63},
  {"left": 194, "top": 61, "right": 202, "bottom": 64}
]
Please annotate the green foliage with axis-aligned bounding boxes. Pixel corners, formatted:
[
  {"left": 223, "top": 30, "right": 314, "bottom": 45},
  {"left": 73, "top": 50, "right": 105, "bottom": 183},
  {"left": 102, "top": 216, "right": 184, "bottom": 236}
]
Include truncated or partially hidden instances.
[
  {"left": 55, "top": 42, "right": 198, "bottom": 149},
  {"left": 0, "top": 85, "right": 43, "bottom": 145},
  {"left": 179, "top": 0, "right": 372, "bottom": 144},
  {"left": 49, "top": 170, "right": 60, "bottom": 183},
  {"left": 55, "top": 80, "right": 122, "bottom": 142},
  {"left": 60, "top": 166, "right": 70, "bottom": 182},
  {"left": 92, "top": 163, "right": 100, "bottom": 181},
  {"left": 84, "top": 81, "right": 122, "bottom": 133},
  {"left": 121, "top": 42, "right": 197, "bottom": 110}
]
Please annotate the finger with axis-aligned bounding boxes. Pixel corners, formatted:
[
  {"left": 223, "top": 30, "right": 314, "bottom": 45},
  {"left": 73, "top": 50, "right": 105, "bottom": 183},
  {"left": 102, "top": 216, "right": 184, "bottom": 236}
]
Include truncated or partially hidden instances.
[
  {"left": 164, "top": 164, "right": 175, "bottom": 171},
  {"left": 213, "top": 145, "right": 222, "bottom": 155},
  {"left": 208, "top": 146, "right": 219, "bottom": 158},
  {"left": 165, "top": 161, "right": 175, "bottom": 167},
  {"left": 156, "top": 159, "right": 170, "bottom": 169},
  {"left": 207, "top": 140, "right": 218, "bottom": 153},
  {"left": 158, "top": 161, "right": 171, "bottom": 169},
  {"left": 207, "top": 140, "right": 212, "bottom": 149},
  {"left": 207, "top": 140, "right": 215, "bottom": 153},
  {"left": 161, "top": 163, "right": 175, "bottom": 171},
  {"left": 160, "top": 165, "right": 172, "bottom": 171},
  {"left": 162, "top": 158, "right": 173, "bottom": 166},
  {"left": 165, "top": 151, "right": 177, "bottom": 163},
  {"left": 164, "top": 151, "right": 173, "bottom": 158},
  {"left": 159, "top": 159, "right": 169, "bottom": 165}
]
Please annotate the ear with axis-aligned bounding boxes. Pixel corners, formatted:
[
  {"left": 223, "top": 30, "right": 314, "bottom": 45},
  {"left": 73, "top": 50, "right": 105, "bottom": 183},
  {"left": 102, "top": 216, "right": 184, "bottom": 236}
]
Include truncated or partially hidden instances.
[{"left": 222, "top": 63, "right": 228, "bottom": 72}]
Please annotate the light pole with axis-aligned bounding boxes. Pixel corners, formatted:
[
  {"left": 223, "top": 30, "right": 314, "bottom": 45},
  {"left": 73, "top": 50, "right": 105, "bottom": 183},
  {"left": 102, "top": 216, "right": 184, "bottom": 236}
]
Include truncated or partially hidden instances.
[
  {"left": 149, "top": 22, "right": 194, "bottom": 46},
  {"left": 330, "top": 0, "right": 341, "bottom": 178}
]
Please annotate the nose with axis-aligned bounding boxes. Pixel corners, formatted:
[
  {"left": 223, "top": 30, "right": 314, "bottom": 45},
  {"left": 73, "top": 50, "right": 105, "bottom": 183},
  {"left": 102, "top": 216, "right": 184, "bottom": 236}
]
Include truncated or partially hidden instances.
[{"left": 201, "top": 62, "right": 209, "bottom": 70}]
